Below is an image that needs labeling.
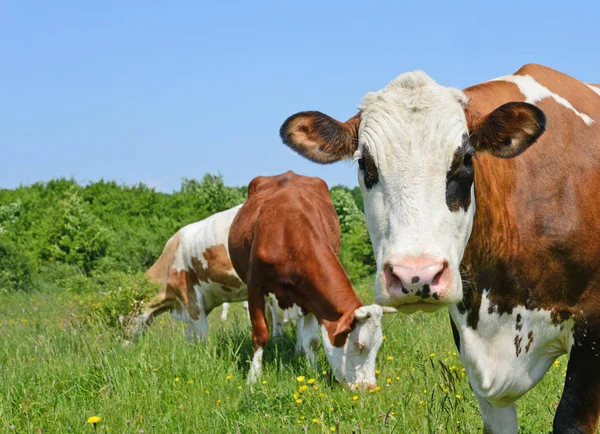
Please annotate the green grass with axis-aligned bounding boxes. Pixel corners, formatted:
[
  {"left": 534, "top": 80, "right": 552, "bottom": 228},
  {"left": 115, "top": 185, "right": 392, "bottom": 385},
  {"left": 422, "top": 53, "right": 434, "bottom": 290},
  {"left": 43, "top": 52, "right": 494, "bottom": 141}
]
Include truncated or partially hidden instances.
[{"left": 0, "top": 278, "right": 567, "bottom": 433}]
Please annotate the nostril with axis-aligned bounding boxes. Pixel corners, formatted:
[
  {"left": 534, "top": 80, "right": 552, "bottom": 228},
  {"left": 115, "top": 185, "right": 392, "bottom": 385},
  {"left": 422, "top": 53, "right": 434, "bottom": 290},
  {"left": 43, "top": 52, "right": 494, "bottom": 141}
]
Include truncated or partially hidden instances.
[
  {"left": 431, "top": 260, "right": 449, "bottom": 287},
  {"left": 383, "top": 263, "right": 406, "bottom": 294}
]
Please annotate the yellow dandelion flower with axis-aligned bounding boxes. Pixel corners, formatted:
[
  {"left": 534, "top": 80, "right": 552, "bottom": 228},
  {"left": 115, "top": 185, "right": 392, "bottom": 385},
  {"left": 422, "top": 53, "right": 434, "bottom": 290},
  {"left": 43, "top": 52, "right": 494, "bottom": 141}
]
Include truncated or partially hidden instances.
[
  {"left": 296, "top": 376, "right": 305, "bottom": 383},
  {"left": 329, "top": 407, "right": 334, "bottom": 412},
  {"left": 226, "top": 375, "right": 232, "bottom": 380},
  {"left": 205, "top": 390, "right": 210, "bottom": 395},
  {"left": 152, "top": 368, "right": 158, "bottom": 372},
  {"left": 322, "top": 371, "right": 327, "bottom": 375},
  {"left": 313, "top": 385, "right": 319, "bottom": 391},
  {"left": 217, "top": 399, "right": 222, "bottom": 404},
  {"left": 175, "top": 377, "right": 179, "bottom": 382},
  {"left": 369, "top": 389, "right": 376, "bottom": 393},
  {"left": 375, "top": 386, "right": 381, "bottom": 391},
  {"left": 295, "top": 398, "right": 302, "bottom": 404},
  {"left": 382, "top": 335, "right": 387, "bottom": 340},
  {"left": 307, "top": 378, "right": 316, "bottom": 384},
  {"left": 429, "top": 353, "right": 435, "bottom": 357},
  {"left": 443, "top": 388, "right": 449, "bottom": 393},
  {"left": 386, "top": 378, "right": 392, "bottom": 384},
  {"left": 312, "top": 418, "right": 319, "bottom": 423},
  {"left": 395, "top": 376, "right": 400, "bottom": 380},
  {"left": 450, "top": 365, "right": 457, "bottom": 371},
  {"left": 423, "top": 389, "right": 427, "bottom": 394},
  {"left": 87, "top": 416, "right": 101, "bottom": 425},
  {"left": 330, "top": 428, "right": 337, "bottom": 432},
  {"left": 419, "top": 400, "right": 425, "bottom": 406},
  {"left": 456, "top": 394, "right": 462, "bottom": 399},
  {"left": 375, "top": 369, "right": 380, "bottom": 375},
  {"left": 352, "top": 395, "right": 359, "bottom": 401},
  {"left": 299, "top": 385, "right": 308, "bottom": 391},
  {"left": 293, "top": 392, "right": 300, "bottom": 399},
  {"left": 187, "top": 379, "right": 193, "bottom": 384},
  {"left": 237, "top": 386, "right": 242, "bottom": 390},
  {"left": 387, "top": 356, "right": 393, "bottom": 361},
  {"left": 319, "top": 393, "right": 326, "bottom": 397},
  {"left": 262, "top": 380, "right": 267, "bottom": 384}
]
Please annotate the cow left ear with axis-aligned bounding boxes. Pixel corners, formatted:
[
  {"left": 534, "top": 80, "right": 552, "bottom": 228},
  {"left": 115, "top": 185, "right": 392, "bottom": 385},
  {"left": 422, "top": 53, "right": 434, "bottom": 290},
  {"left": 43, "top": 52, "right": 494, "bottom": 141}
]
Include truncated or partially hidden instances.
[{"left": 468, "top": 102, "right": 546, "bottom": 158}]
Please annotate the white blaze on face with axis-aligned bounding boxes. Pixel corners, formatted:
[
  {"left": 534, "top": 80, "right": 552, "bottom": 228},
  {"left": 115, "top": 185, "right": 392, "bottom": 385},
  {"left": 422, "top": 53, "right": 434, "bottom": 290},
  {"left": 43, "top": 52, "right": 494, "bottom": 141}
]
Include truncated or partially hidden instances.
[
  {"left": 321, "top": 305, "right": 386, "bottom": 389},
  {"left": 356, "top": 71, "right": 475, "bottom": 309}
]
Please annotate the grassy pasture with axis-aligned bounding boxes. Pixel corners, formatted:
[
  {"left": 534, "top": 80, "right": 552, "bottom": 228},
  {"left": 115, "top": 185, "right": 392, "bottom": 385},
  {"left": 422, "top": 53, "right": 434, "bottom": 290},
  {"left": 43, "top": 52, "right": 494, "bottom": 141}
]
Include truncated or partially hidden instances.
[{"left": 0, "top": 278, "right": 567, "bottom": 433}]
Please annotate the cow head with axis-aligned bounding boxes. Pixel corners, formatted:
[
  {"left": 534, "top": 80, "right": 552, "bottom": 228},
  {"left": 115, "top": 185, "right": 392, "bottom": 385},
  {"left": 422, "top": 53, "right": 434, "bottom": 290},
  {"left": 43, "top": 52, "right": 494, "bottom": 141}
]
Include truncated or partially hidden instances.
[
  {"left": 281, "top": 71, "right": 545, "bottom": 312},
  {"left": 321, "top": 304, "right": 396, "bottom": 389}
]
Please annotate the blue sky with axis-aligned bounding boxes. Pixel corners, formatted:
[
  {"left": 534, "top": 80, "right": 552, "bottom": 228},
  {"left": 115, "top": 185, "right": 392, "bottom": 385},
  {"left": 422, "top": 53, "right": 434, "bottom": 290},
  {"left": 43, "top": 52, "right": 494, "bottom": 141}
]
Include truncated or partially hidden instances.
[{"left": 2, "top": 1, "right": 599, "bottom": 192}]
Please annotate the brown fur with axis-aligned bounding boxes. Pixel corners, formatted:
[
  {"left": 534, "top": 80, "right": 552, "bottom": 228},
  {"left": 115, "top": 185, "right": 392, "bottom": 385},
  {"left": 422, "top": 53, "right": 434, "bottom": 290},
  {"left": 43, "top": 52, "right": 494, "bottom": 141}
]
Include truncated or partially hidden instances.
[
  {"left": 461, "top": 64, "right": 600, "bottom": 433},
  {"left": 228, "top": 171, "right": 363, "bottom": 350},
  {"left": 143, "top": 236, "right": 242, "bottom": 322}
]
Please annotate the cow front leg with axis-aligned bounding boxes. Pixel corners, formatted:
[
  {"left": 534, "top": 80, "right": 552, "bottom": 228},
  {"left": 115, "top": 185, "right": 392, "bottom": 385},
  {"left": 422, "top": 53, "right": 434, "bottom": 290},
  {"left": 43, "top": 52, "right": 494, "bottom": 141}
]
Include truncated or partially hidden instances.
[
  {"left": 185, "top": 309, "right": 209, "bottom": 341},
  {"left": 472, "top": 392, "right": 518, "bottom": 434},
  {"left": 554, "top": 326, "right": 600, "bottom": 433},
  {"left": 247, "top": 286, "right": 269, "bottom": 384},
  {"left": 296, "top": 313, "right": 319, "bottom": 368},
  {"left": 220, "top": 303, "right": 230, "bottom": 321}
]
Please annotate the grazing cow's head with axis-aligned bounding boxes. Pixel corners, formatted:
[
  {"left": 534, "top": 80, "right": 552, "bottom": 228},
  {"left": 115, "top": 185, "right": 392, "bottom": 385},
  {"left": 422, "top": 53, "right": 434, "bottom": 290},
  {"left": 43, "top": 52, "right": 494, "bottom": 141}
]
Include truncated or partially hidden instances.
[
  {"left": 322, "top": 304, "right": 396, "bottom": 390},
  {"left": 281, "top": 71, "right": 545, "bottom": 312}
]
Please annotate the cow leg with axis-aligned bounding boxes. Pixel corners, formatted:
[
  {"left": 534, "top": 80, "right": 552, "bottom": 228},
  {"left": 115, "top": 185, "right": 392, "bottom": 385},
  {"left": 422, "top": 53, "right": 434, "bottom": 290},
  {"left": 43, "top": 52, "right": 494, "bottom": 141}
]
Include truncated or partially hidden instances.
[
  {"left": 449, "top": 314, "right": 517, "bottom": 433},
  {"left": 296, "top": 312, "right": 319, "bottom": 368},
  {"left": 247, "top": 286, "right": 269, "bottom": 384},
  {"left": 220, "top": 303, "right": 230, "bottom": 321},
  {"left": 472, "top": 392, "right": 518, "bottom": 434},
  {"left": 554, "top": 327, "right": 600, "bottom": 433},
  {"left": 242, "top": 301, "right": 250, "bottom": 320},
  {"left": 184, "top": 309, "right": 209, "bottom": 341},
  {"left": 268, "top": 296, "right": 284, "bottom": 339}
]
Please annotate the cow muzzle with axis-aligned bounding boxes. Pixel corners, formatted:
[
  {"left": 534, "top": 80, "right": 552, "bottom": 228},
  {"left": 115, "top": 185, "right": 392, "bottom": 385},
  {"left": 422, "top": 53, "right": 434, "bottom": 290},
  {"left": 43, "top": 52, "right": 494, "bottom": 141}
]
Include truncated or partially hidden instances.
[{"left": 382, "top": 255, "right": 453, "bottom": 305}]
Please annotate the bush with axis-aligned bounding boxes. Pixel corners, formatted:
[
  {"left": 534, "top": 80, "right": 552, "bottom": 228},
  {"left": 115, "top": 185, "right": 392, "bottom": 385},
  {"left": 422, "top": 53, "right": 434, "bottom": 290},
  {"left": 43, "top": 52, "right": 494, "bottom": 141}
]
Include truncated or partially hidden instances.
[
  {"left": 85, "top": 271, "right": 160, "bottom": 328},
  {"left": 0, "top": 237, "right": 35, "bottom": 293}
]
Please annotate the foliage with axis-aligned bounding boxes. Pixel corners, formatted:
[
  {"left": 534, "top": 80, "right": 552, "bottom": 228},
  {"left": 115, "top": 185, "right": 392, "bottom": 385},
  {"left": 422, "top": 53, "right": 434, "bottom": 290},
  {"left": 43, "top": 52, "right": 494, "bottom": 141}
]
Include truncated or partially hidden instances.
[
  {"left": 330, "top": 187, "right": 376, "bottom": 281},
  {"left": 83, "top": 271, "right": 161, "bottom": 328},
  {"left": 0, "top": 237, "right": 34, "bottom": 293}
]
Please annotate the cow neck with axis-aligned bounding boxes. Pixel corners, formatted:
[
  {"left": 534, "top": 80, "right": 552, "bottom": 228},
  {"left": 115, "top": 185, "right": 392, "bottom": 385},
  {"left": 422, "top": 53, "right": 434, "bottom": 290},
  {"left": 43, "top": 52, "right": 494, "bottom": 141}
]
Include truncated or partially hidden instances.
[
  {"left": 459, "top": 152, "right": 523, "bottom": 329},
  {"left": 305, "top": 250, "right": 363, "bottom": 347}
]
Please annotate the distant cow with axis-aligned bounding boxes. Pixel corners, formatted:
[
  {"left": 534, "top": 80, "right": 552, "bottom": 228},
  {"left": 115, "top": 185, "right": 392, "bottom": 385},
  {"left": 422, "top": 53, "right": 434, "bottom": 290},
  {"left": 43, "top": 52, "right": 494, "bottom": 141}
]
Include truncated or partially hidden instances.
[
  {"left": 281, "top": 64, "right": 600, "bottom": 432},
  {"left": 228, "top": 171, "right": 396, "bottom": 388},
  {"left": 135, "top": 205, "right": 297, "bottom": 343}
]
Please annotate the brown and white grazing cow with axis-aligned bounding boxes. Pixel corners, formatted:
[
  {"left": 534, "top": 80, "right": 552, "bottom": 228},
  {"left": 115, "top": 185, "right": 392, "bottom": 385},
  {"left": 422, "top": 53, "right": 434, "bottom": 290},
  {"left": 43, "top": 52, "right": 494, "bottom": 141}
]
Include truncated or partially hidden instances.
[
  {"left": 135, "top": 205, "right": 299, "bottom": 345},
  {"left": 281, "top": 64, "right": 600, "bottom": 433},
  {"left": 228, "top": 171, "right": 396, "bottom": 387}
]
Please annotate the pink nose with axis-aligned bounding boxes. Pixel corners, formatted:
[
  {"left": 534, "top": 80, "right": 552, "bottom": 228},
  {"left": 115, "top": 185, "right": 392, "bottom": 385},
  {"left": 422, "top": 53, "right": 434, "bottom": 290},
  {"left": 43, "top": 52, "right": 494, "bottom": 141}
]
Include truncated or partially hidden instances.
[{"left": 384, "top": 255, "right": 451, "bottom": 300}]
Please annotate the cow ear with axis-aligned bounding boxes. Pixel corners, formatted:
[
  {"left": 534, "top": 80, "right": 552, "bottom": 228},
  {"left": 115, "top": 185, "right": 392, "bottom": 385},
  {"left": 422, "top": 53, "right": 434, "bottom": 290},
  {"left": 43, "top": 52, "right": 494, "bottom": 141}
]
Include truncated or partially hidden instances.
[
  {"left": 468, "top": 102, "right": 546, "bottom": 158},
  {"left": 280, "top": 111, "right": 360, "bottom": 164},
  {"left": 331, "top": 311, "right": 356, "bottom": 346}
]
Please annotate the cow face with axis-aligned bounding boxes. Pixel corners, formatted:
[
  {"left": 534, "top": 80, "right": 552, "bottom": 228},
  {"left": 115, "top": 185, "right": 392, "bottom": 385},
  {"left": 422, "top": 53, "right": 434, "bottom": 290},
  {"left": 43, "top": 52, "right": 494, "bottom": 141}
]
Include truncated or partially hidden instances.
[
  {"left": 281, "top": 71, "right": 545, "bottom": 312},
  {"left": 321, "top": 305, "right": 395, "bottom": 389}
]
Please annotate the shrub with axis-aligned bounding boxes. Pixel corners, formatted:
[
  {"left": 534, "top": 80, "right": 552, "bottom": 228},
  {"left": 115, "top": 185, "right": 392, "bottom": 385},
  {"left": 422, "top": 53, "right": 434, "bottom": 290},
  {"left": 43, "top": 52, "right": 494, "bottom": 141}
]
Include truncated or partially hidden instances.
[
  {"left": 0, "top": 237, "right": 35, "bottom": 293},
  {"left": 85, "top": 271, "right": 160, "bottom": 328}
]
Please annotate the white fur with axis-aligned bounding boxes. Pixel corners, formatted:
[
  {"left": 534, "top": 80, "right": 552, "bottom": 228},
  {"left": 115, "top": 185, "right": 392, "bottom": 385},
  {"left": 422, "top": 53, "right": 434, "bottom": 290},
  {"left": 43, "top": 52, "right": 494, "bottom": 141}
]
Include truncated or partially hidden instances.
[
  {"left": 492, "top": 74, "right": 595, "bottom": 126},
  {"left": 449, "top": 292, "right": 574, "bottom": 430},
  {"left": 247, "top": 347, "right": 264, "bottom": 384},
  {"left": 357, "top": 71, "right": 474, "bottom": 308},
  {"left": 587, "top": 84, "right": 600, "bottom": 97},
  {"left": 321, "top": 305, "right": 388, "bottom": 389}
]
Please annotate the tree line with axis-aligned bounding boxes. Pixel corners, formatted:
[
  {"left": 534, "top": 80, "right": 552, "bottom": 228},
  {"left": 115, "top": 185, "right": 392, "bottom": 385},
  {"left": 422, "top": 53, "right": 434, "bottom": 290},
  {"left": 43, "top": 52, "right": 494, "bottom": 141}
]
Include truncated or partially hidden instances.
[{"left": 0, "top": 174, "right": 374, "bottom": 299}]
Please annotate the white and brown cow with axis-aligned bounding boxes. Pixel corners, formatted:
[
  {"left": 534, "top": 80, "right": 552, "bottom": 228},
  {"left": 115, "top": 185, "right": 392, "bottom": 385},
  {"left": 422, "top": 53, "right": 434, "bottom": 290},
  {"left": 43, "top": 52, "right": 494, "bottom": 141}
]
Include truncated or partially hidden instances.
[
  {"left": 135, "top": 205, "right": 305, "bottom": 349},
  {"left": 228, "top": 171, "right": 397, "bottom": 388},
  {"left": 281, "top": 64, "right": 600, "bottom": 433}
]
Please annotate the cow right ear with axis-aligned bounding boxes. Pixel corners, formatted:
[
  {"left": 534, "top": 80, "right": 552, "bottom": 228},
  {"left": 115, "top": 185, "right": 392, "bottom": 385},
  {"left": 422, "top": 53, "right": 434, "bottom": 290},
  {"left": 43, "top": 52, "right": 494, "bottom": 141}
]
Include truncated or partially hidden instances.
[
  {"left": 280, "top": 111, "right": 361, "bottom": 164},
  {"left": 468, "top": 102, "right": 546, "bottom": 159}
]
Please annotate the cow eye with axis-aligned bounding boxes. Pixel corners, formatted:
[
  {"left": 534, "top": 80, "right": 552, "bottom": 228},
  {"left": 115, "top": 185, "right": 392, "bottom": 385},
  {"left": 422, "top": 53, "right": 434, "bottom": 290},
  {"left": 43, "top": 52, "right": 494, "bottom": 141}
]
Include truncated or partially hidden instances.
[
  {"left": 463, "top": 152, "right": 473, "bottom": 168},
  {"left": 357, "top": 148, "right": 379, "bottom": 190},
  {"left": 354, "top": 342, "right": 366, "bottom": 353}
]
